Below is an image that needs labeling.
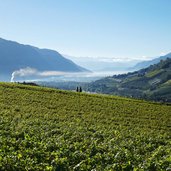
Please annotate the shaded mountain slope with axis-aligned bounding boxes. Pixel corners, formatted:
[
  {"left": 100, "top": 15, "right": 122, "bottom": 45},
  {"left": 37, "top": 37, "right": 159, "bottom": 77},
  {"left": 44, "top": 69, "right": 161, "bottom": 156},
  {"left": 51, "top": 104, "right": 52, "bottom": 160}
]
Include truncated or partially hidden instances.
[{"left": 0, "top": 38, "right": 88, "bottom": 81}]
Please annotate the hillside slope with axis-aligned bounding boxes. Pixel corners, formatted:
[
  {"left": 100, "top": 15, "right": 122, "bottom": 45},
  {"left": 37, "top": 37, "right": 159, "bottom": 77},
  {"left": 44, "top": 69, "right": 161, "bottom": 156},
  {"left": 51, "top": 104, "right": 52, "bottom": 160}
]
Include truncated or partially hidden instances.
[
  {"left": 0, "top": 83, "right": 171, "bottom": 170},
  {"left": 0, "top": 38, "right": 87, "bottom": 81},
  {"left": 88, "top": 58, "right": 171, "bottom": 102}
]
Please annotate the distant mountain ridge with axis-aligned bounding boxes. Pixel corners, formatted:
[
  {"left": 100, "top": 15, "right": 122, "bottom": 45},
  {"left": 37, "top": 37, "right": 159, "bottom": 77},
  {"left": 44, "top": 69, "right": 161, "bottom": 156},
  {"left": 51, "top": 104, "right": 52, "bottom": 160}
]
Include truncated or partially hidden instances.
[
  {"left": 0, "top": 38, "right": 88, "bottom": 81},
  {"left": 132, "top": 52, "right": 171, "bottom": 70},
  {"left": 64, "top": 55, "right": 139, "bottom": 71}
]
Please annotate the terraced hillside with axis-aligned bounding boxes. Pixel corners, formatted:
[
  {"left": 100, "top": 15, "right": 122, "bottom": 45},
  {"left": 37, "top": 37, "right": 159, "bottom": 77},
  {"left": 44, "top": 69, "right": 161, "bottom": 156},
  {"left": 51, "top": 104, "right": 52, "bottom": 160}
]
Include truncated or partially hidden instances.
[
  {"left": 0, "top": 83, "right": 171, "bottom": 170},
  {"left": 88, "top": 58, "right": 171, "bottom": 102}
]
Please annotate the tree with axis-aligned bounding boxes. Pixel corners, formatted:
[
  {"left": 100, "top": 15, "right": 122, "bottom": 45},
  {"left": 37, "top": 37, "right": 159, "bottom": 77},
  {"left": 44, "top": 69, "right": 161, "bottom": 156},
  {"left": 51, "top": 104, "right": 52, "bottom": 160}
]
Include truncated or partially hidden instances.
[
  {"left": 76, "top": 87, "right": 79, "bottom": 92},
  {"left": 79, "top": 86, "right": 82, "bottom": 92}
]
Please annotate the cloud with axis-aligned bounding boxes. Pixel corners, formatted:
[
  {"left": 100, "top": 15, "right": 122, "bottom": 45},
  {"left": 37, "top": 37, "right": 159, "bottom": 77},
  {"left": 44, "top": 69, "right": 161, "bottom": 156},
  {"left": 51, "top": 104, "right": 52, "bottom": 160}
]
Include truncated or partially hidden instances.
[
  {"left": 64, "top": 54, "right": 150, "bottom": 63},
  {"left": 11, "top": 67, "right": 37, "bottom": 82},
  {"left": 160, "top": 51, "right": 170, "bottom": 56},
  {"left": 11, "top": 67, "right": 67, "bottom": 82},
  {"left": 39, "top": 71, "right": 66, "bottom": 76}
]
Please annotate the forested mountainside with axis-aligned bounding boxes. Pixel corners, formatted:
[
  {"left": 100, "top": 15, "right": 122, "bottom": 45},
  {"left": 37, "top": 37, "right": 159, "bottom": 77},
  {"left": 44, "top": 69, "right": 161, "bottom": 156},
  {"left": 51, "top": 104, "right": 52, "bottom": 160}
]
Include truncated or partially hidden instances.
[{"left": 88, "top": 58, "right": 171, "bottom": 102}]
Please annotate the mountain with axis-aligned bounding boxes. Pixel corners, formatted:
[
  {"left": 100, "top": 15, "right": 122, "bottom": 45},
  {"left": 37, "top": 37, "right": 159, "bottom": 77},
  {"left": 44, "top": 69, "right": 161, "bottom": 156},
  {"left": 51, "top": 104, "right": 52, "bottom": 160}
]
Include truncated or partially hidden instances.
[
  {"left": 132, "top": 52, "right": 171, "bottom": 70},
  {"left": 64, "top": 55, "right": 138, "bottom": 72},
  {"left": 0, "top": 38, "right": 88, "bottom": 81},
  {"left": 88, "top": 58, "right": 171, "bottom": 102}
]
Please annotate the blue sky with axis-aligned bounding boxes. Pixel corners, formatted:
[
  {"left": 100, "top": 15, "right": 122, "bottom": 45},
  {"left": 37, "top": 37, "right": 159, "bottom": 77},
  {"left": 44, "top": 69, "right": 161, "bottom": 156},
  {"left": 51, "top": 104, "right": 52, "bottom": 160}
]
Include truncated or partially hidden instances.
[{"left": 0, "top": 0, "right": 171, "bottom": 60}]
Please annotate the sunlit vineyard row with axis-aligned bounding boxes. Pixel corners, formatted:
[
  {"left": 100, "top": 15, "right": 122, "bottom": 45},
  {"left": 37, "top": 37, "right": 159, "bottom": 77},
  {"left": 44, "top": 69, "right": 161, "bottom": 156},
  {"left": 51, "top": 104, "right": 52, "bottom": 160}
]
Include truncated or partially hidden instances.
[{"left": 0, "top": 83, "right": 171, "bottom": 170}]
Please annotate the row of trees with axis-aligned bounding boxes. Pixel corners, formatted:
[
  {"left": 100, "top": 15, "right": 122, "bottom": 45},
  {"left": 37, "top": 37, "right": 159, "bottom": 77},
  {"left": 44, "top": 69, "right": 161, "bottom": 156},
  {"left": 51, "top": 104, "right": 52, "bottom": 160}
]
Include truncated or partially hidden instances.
[{"left": 76, "top": 86, "right": 82, "bottom": 92}]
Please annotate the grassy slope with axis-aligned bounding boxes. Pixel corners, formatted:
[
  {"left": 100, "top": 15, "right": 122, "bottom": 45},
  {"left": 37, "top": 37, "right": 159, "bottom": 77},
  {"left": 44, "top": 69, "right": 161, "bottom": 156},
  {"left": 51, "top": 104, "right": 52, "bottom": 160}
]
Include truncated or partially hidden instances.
[{"left": 0, "top": 83, "right": 171, "bottom": 170}]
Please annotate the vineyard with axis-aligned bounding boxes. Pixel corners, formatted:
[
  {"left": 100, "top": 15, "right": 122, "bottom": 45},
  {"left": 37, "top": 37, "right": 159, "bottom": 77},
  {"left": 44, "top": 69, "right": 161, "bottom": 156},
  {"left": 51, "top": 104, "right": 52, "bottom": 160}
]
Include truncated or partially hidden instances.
[{"left": 0, "top": 82, "right": 171, "bottom": 170}]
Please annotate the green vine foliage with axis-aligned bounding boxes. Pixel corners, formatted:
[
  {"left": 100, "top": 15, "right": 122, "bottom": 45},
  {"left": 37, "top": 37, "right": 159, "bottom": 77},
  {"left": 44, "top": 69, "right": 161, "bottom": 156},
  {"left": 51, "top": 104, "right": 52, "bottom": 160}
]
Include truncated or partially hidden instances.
[{"left": 0, "top": 83, "right": 171, "bottom": 170}]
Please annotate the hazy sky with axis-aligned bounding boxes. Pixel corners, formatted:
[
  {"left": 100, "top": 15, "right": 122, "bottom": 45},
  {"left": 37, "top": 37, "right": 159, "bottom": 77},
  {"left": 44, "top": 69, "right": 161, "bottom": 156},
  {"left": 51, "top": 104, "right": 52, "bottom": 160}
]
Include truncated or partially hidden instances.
[{"left": 0, "top": 0, "right": 171, "bottom": 59}]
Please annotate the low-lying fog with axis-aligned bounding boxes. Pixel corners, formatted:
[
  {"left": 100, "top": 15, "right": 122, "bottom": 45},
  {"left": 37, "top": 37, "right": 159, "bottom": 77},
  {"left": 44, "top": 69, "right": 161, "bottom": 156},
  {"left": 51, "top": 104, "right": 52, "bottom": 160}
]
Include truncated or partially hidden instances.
[{"left": 10, "top": 67, "right": 130, "bottom": 83}]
